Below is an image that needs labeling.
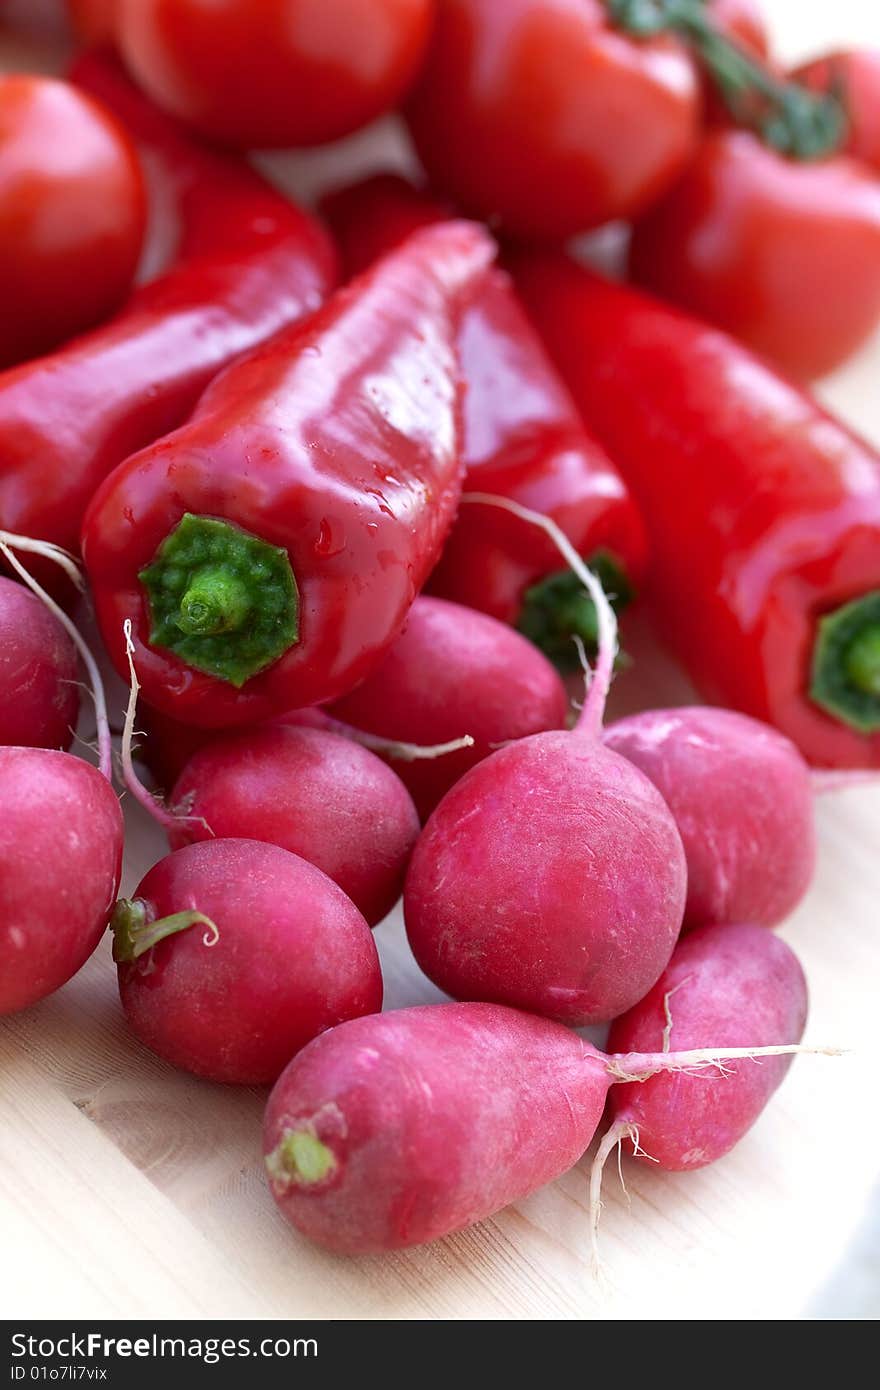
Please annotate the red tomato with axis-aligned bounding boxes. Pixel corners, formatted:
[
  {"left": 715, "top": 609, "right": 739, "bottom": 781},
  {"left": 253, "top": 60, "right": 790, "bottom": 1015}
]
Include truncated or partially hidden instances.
[
  {"left": 794, "top": 50, "right": 880, "bottom": 174},
  {"left": 116, "top": 0, "right": 434, "bottom": 149},
  {"left": 404, "top": 0, "right": 701, "bottom": 239},
  {"left": 0, "top": 75, "right": 146, "bottom": 370},
  {"left": 66, "top": 0, "right": 116, "bottom": 41},
  {"left": 710, "top": 0, "right": 768, "bottom": 56},
  {"left": 629, "top": 129, "right": 880, "bottom": 382}
]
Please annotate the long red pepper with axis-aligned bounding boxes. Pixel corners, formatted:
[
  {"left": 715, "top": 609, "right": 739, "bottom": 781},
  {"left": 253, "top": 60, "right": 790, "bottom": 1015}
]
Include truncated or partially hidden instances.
[
  {"left": 0, "top": 54, "right": 336, "bottom": 587},
  {"left": 512, "top": 253, "right": 880, "bottom": 768},
  {"left": 321, "top": 174, "right": 646, "bottom": 663},
  {"left": 82, "top": 221, "right": 494, "bottom": 728}
]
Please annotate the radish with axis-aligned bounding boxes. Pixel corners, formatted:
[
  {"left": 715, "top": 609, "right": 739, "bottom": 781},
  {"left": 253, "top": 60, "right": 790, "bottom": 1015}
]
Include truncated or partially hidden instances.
[
  {"left": 329, "top": 595, "right": 569, "bottom": 821},
  {"left": 0, "top": 573, "right": 79, "bottom": 750},
  {"left": 111, "top": 838, "right": 383, "bottom": 1085},
  {"left": 403, "top": 497, "right": 687, "bottom": 1026},
  {"left": 135, "top": 703, "right": 334, "bottom": 792},
  {"left": 589, "top": 924, "right": 809, "bottom": 1259},
  {"left": 597, "top": 923, "right": 809, "bottom": 1172},
  {"left": 0, "top": 535, "right": 122, "bottom": 1016},
  {"left": 167, "top": 724, "right": 420, "bottom": 926},
  {"left": 263, "top": 1000, "right": 824, "bottom": 1254},
  {"left": 604, "top": 707, "right": 817, "bottom": 930}
]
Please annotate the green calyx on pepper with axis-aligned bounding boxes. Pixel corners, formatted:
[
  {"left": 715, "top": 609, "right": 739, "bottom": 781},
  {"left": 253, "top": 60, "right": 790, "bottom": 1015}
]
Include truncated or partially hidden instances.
[
  {"left": 139, "top": 513, "right": 300, "bottom": 687},
  {"left": 517, "top": 550, "right": 633, "bottom": 671},
  {"left": 605, "top": 0, "right": 847, "bottom": 161},
  {"left": 811, "top": 591, "right": 880, "bottom": 733}
]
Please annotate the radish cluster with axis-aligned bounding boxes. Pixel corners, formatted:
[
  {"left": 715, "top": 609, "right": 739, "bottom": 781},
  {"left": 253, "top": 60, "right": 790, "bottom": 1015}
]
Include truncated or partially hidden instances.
[{"left": 0, "top": 499, "right": 836, "bottom": 1271}]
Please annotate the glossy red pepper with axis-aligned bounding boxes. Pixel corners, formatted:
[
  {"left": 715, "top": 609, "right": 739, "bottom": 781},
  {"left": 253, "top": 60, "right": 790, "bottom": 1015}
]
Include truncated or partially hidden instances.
[
  {"left": 512, "top": 254, "right": 880, "bottom": 768},
  {"left": 0, "top": 54, "right": 336, "bottom": 588},
  {"left": 83, "top": 222, "right": 494, "bottom": 728},
  {"left": 322, "top": 174, "right": 647, "bottom": 660}
]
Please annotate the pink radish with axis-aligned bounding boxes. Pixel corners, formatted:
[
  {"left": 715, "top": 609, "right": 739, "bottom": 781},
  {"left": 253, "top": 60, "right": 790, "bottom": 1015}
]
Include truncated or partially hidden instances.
[
  {"left": 403, "top": 497, "right": 687, "bottom": 1026},
  {"left": 0, "top": 574, "right": 79, "bottom": 750},
  {"left": 0, "top": 536, "right": 122, "bottom": 1016},
  {"left": 604, "top": 708, "right": 817, "bottom": 930},
  {"left": 597, "top": 924, "right": 808, "bottom": 1175},
  {"left": 168, "top": 724, "right": 420, "bottom": 926},
  {"left": 135, "top": 703, "right": 334, "bottom": 792},
  {"left": 263, "top": 1000, "right": 822, "bottom": 1254},
  {"left": 329, "top": 595, "right": 569, "bottom": 820},
  {"left": 111, "top": 838, "right": 383, "bottom": 1084}
]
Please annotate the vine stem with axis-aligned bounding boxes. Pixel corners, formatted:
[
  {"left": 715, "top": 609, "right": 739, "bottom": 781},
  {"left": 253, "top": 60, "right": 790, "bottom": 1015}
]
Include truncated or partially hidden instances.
[{"left": 0, "top": 536, "right": 112, "bottom": 782}]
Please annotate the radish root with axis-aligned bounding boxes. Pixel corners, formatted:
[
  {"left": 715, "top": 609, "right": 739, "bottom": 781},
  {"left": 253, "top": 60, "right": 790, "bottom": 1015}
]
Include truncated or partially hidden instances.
[
  {"left": 321, "top": 712, "right": 475, "bottom": 763},
  {"left": 0, "top": 536, "right": 112, "bottom": 781},
  {"left": 605, "top": 1043, "right": 845, "bottom": 1084},
  {"left": 588, "top": 1120, "right": 658, "bottom": 1280},
  {"left": 461, "top": 492, "right": 618, "bottom": 737},
  {"left": 120, "top": 619, "right": 209, "bottom": 834},
  {"left": 812, "top": 769, "right": 880, "bottom": 794}
]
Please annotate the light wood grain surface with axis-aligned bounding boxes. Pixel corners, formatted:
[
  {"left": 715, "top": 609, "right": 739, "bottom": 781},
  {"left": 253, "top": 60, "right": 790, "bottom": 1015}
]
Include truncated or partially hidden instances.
[{"left": 1, "top": 1, "right": 879, "bottom": 1322}]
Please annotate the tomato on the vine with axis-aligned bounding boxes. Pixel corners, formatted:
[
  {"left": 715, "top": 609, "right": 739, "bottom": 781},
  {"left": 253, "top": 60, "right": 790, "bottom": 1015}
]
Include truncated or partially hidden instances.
[
  {"left": 0, "top": 75, "right": 146, "bottom": 369},
  {"left": 794, "top": 50, "right": 880, "bottom": 174},
  {"left": 115, "top": 0, "right": 435, "bottom": 149},
  {"left": 66, "top": 0, "right": 116, "bottom": 42},
  {"left": 404, "top": 0, "right": 702, "bottom": 240},
  {"left": 710, "top": 0, "right": 768, "bottom": 57},
  {"left": 629, "top": 129, "right": 880, "bottom": 381}
]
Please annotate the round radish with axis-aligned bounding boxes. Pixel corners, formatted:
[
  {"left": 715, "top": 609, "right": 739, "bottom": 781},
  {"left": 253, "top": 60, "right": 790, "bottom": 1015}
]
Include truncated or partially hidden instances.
[
  {"left": 112, "top": 838, "right": 383, "bottom": 1085},
  {"left": 596, "top": 923, "right": 808, "bottom": 1178},
  {"left": 604, "top": 707, "right": 816, "bottom": 929},
  {"left": 403, "top": 499, "right": 687, "bottom": 1026},
  {"left": 136, "top": 703, "right": 334, "bottom": 792},
  {"left": 0, "top": 534, "right": 123, "bottom": 1017},
  {"left": 0, "top": 747, "right": 123, "bottom": 1015},
  {"left": 168, "top": 725, "right": 420, "bottom": 926},
  {"left": 329, "top": 595, "right": 569, "bottom": 820},
  {"left": 0, "top": 574, "right": 79, "bottom": 750},
  {"left": 263, "top": 1000, "right": 815, "bottom": 1254}
]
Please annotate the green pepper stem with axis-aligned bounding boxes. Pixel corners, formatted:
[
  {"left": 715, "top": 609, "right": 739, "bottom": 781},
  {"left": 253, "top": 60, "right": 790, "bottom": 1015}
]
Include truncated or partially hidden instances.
[
  {"left": 139, "top": 514, "right": 299, "bottom": 688},
  {"left": 605, "top": 0, "right": 847, "bottom": 159},
  {"left": 177, "top": 565, "right": 252, "bottom": 636},
  {"left": 846, "top": 627, "right": 880, "bottom": 697},
  {"left": 111, "top": 898, "right": 220, "bottom": 963},
  {"left": 811, "top": 592, "right": 880, "bottom": 734}
]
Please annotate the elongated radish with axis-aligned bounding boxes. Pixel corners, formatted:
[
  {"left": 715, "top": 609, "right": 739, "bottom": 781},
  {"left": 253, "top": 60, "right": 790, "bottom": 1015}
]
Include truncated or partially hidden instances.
[
  {"left": 112, "top": 838, "right": 383, "bottom": 1084},
  {"left": 0, "top": 574, "right": 79, "bottom": 750},
  {"left": 403, "top": 498, "right": 687, "bottom": 1026},
  {"left": 604, "top": 707, "right": 817, "bottom": 929},
  {"left": 168, "top": 724, "right": 420, "bottom": 926},
  {"left": 329, "top": 595, "right": 569, "bottom": 821},
  {"left": 263, "top": 1000, "right": 826, "bottom": 1254},
  {"left": 0, "top": 535, "right": 122, "bottom": 1016}
]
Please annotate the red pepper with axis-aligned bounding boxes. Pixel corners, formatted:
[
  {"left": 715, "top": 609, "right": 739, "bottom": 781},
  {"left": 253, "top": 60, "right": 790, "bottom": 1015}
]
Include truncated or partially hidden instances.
[
  {"left": 83, "top": 221, "right": 494, "bottom": 728},
  {"left": 322, "top": 174, "right": 647, "bottom": 663},
  {"left": 512, "top": 253, "right": 880, "bottom": 768},
  {"left": 0, "top": 54, "right": 336, "bottom": 587}
]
